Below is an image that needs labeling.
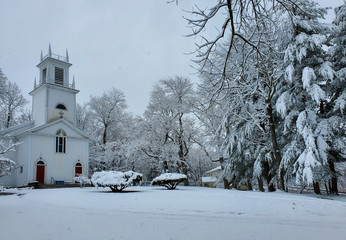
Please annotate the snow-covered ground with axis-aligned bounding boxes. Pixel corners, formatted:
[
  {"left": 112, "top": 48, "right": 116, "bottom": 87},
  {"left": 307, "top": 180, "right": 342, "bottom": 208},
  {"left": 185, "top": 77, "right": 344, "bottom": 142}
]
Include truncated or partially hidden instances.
[{"left": 1, "top": 186, "right": 346, "bottom": 240}]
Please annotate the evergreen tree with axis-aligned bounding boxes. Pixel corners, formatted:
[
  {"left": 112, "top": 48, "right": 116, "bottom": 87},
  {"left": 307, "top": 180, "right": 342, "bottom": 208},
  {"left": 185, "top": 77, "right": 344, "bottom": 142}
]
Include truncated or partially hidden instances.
[{"left": 276, "top": 0, "right": 342, "bottom": 194}]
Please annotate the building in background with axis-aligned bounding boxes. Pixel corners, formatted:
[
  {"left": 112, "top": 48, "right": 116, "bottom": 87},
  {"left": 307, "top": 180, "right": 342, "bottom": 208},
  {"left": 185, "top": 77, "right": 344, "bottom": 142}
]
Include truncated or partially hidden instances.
[{"left": 197, "top": 166, "right": 222, "bottom": 188}]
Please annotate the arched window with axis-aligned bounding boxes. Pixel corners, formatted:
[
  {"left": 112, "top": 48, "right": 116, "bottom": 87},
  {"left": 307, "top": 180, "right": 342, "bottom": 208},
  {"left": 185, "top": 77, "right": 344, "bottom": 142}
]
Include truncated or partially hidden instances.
[
  {"left": 56, "top": 104, "right": 67, "bottom": 110},
  {"left": 56, "top": 129, "right": 66, "bottom": 153}
]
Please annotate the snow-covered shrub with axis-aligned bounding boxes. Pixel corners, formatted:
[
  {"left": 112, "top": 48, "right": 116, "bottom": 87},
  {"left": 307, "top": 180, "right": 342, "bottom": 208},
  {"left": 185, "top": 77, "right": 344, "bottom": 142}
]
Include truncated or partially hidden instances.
[
  {"left": 91, "top": 170, "right": 143, "bottom": 192},
  {"left": 152, "top": 173, "right": 187, "bottom": 190},
  {"left": 0, "top": 157, "right": 19, "bottom": 177},
  {"left": 0, "top": 139, "right": 20, "bottom": 177},
  {"left": 73, "top": 175, "right": 91, "bottom": 188}
]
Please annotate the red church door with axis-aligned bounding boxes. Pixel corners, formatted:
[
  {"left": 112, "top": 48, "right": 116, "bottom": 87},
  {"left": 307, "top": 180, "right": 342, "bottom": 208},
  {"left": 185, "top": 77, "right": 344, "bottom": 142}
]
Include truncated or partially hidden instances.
[
  {"left": 75, "top": 163, "right": 82, "bottom": 183},
  {"left": 75, "top": 166, "right": 82, "bottom": 176},
  {"left": 75, "top": 163, "right": 83, "bottom": 177},
  {"left": 36, "top": 163, "right": 45, "bottom": 183}
]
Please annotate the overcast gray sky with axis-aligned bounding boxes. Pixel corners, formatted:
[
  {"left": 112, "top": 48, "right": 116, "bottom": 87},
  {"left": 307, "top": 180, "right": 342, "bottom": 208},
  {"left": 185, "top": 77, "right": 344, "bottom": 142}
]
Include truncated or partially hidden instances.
[{"left": 0, "top": 0, "right": 343, "bottom": 115}]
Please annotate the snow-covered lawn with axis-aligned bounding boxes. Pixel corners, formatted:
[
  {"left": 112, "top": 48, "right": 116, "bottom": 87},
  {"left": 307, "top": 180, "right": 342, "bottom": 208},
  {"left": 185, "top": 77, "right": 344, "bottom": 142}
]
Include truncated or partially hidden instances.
[{"left": 1, "top": 186, "right": 346, "bottom": 240}]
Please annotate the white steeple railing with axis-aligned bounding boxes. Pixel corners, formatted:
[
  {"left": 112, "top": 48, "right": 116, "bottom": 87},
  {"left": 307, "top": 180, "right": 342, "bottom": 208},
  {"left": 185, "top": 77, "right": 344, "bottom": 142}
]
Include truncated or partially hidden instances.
[
  {"left": 41, "top": 53, "right": 69, "bottom": 62},
  {"left": 34, "top": 79, "right": 75, "bottom": 90}
]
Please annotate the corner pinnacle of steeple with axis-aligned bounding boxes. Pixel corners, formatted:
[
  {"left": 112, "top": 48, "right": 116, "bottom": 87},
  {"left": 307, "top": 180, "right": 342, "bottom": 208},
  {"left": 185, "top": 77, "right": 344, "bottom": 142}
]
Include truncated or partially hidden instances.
[
  {"left": 66, "top": 49, "right": 69, "bottom": 62},
  {"left": 72, "top": 76, "right": 75, "bottom": 89},
  {"left": 48, "top": 43, "right": 52, "bottom": 57}
]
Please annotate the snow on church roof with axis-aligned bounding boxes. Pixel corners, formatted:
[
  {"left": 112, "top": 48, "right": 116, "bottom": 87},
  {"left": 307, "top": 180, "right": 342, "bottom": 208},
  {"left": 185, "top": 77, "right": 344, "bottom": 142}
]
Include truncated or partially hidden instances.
[
  {"left": 202, "top": 176, "right": 217, "bottom": 183},
  {"left": 0, "top": 121, "right": 34, "bottom": 137},
  {"left": 204, "top": 166, "right": 222, "bottom": 175},
  {"left": 8, "top": 118, "right": 90, "bottom": 139}
]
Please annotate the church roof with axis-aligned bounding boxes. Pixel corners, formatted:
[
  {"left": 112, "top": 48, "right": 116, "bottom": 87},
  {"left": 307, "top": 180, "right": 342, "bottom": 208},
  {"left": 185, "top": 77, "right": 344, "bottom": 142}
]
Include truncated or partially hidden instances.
[
  {"left": 27, "top": 118, "right": 90, "bottom": 139},
  {"left": 1, "top": 118, "right": 90, "bottom": 140},
  {"left": 0, "top": 121, "right": 34, "bottom": 138}
]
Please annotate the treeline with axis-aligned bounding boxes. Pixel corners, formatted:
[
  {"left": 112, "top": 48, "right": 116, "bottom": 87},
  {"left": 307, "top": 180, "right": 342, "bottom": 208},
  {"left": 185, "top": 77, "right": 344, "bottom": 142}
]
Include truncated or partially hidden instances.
[
  {"left": 1, "top": 0, "right": 345, "bottom": 194},
  {"left": 177, "top": 0, "right": 346, "bottom": 194},
  {"left": 75, "top": 79, "right": 217, "bottom": 185}
]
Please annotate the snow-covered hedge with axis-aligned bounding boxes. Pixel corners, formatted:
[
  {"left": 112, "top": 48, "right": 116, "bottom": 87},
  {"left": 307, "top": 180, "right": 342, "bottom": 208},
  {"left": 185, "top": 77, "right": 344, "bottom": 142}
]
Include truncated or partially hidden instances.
[
  {"left": 73, "top": 175, "right": 91, "bottom": 187},
  {"left": 152, "top": 173, "right": 187, "bottom": 190},
  {"left": 91, "top": 170, "right": 143, "bottom": 192}
]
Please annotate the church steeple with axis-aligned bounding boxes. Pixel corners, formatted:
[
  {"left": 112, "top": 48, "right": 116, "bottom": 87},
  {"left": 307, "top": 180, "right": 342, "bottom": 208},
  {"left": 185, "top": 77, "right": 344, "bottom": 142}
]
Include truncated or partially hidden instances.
[
  {"left": 36, "top": 44, "right": 73, "bottom": 88},
  {"left": 30, "top": 47, "right": 79, "bottom": 127}
]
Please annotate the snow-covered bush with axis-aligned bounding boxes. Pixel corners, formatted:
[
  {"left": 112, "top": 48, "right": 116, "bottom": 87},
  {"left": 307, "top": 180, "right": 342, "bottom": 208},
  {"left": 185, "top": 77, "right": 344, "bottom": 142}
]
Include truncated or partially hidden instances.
[
  {"left": 0, "top": 157, "right": 18, "bottom": 177},
  {"left": 73, "top": 175, "right": 91, "bottom": 188},
  {"left": 91, "top": 170, "right": 143, "bottom": 192},
  {"left": 152, "top": 173, "right": 187, "bottom": 190},
  {"left": 0, "top": 138, "right": 21, "bottom": 177},
  {"left": 0, "top": 139, "right": 20, "bottom": 177}
]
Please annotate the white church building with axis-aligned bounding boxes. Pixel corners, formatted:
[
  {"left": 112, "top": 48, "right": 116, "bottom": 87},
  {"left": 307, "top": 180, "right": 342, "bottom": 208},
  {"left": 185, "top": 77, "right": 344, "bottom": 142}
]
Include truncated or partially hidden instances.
[{"left": 0, "top": 47, "right": 89, "bottom": 187}]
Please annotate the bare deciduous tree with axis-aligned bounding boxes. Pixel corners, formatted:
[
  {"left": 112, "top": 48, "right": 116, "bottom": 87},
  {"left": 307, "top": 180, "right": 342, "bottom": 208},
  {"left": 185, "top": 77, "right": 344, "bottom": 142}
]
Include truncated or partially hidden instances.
[{"left": 89, "top": 88, "right": 127, "bottom": 145}]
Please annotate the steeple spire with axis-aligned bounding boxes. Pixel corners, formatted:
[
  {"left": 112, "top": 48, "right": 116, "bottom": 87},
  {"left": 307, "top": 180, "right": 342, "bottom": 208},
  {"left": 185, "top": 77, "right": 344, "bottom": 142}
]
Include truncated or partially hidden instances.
[
  {"left": 48, "top": 43, "right": 52, "bottom": 57},
  {"left": 72, "top": 76, "right": 75, "bottom": 89},
  {"left": 66, "top": 49, "right": 69, "bottom": 62}
]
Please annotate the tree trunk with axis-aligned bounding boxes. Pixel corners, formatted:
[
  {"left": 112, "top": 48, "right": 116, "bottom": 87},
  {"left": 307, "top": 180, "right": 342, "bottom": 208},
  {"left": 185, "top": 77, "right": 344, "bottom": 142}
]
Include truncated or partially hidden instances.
[
  {"left": 178, "top": 113, "right": 189, "bottom": 186},
  {"left": 6, "top": 111, "right": 12, "bottom": 128},
  {"left": 223, "top": 178, "right": 230, "bottom": 189},
  {"left": 179, "top": 138, "right": 189, "bottom": 186},
  {"left": 313, "top": 181, "right": 321, "bottom": 195},
  {"left": 247, "top": 179, "right": 253, "bottom": 191},
  {"left": 263, "top": 160, "right": 276, "bottom": 192},
  {"left": 163, "top": 160, "right": 168, "bottom": 173},
  {"left": 219, "top": 157, "right": 230, "bottom": 189},
  {"left": 325, "top": 183, "right": 329, "bottom": 195},
  {"left": 103, "top": 123, "right": 108, "bottom": 145},
  {"left": 266, "top": 101, "right": 284, "bottom": 190},
  {"left": 257, "top": 177, "right": 265, "bottom": 192},
  {"left": 328, "top": 160, "right": 338, "bottom": 195}
]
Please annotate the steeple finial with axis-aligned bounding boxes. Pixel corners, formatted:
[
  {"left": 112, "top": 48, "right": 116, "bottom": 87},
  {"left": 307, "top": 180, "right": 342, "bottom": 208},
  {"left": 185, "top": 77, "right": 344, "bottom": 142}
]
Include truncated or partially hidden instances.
[
  {"left": 40, "top": 50, "right": 43, "bottom": 61},
  {"left": 34, "top": 77, "right": 37, "bottom": 89},
  {"left": 72, "top": 76, "right": 75, "bottom": 89},
  {"left": 66, "top": 49, "right": 69, "bottom": 62},
  {"left": 48, "top": 43, "right": 52, "bottom": 57}
]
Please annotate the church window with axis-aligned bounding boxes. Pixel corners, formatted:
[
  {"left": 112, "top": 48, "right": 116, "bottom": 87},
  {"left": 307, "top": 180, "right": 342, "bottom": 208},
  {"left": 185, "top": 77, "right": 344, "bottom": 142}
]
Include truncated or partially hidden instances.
[
  {"left": 55, "top": 67, "right": 64, "bottom": 85},
  {"left": 42, "top": 68, "right": 47, "bottom": 83},
  {"left": 56, "top": 129, "right": 66, "bottom": 153},
  {"left": 56, "top": 104, "right": 67, "bottom": 110}
]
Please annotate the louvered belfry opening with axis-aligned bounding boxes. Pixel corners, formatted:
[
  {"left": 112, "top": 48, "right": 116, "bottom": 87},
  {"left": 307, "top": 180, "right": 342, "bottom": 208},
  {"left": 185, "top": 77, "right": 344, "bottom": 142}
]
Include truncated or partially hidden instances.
[
  {"left": 55, "top": 67, "right": 64, "bottom": 85},
  {"left": 42, "top": 68, "right": 47, "bottom": 83}
]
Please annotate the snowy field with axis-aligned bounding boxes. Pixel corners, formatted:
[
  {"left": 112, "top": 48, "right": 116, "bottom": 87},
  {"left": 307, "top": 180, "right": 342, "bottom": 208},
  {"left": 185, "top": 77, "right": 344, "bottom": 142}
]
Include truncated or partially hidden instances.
[{"left": 1, "top": 186, "right": 346, "bottom": 240}]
